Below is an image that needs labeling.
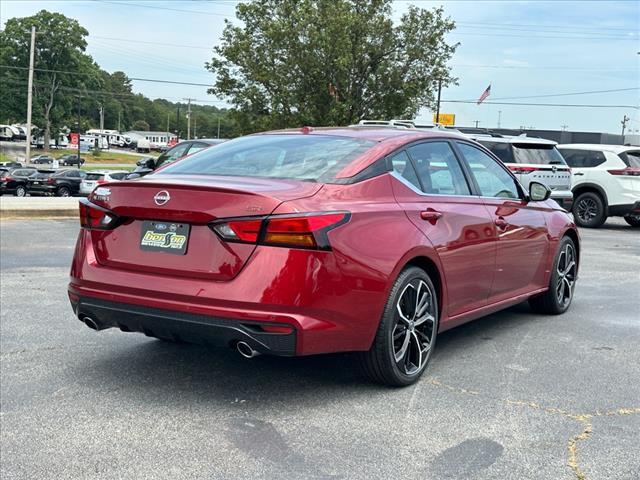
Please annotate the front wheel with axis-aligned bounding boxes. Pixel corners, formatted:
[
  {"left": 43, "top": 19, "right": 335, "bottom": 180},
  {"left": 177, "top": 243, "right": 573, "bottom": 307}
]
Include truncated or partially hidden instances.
[
  {"left": 572, "top": 192, "right": 606, "bottom": 228},
  {"left": 624, "top": 215, "right": 640, "bottom": 228},
  {"left": 529, "top": 236, "right": 578, "bottom": 315},
  {"left": 57, "top": 186, "right": 71, "bottom": 197},
  {"left": 360, "top": 267, "right": 438, "bottom": 387}
]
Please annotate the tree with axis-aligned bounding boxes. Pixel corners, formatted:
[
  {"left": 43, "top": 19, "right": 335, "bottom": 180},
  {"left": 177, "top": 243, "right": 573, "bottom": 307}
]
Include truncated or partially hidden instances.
[
  {"left": 0, "top": 10, "right": 101, "bottom": 147},
  {"left": 206, "top": 0, "right": 457, "bottom": 133},
  {"left": 131, "top": 120, "right": 150, "bottom": 131}
]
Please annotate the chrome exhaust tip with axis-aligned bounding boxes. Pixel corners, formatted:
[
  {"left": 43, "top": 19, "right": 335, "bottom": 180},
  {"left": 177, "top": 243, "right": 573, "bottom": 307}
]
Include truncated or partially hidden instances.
[
  {"left": 82, "top": 316, "right": 102, "bottom": 331},
  {"left": 236, "top": 341, "right": 260, "bottom": 358}
]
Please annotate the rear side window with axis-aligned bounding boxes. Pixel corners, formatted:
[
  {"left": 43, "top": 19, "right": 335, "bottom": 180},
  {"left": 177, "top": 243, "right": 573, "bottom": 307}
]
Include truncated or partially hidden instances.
[
  {"left": 512, "top": 144, "right": 566, "bottom": 165},
  {"left": 558, "top": 149, "right": 606, "bottom": 168},
  {"left": 160, "top": 135, "right": 376, "bottom": 183},
  {"left": 406, "top": 142, "right": 471, "bottom": 195},
  {"left": 109, "top": 172, "right": 127, "bottom": 180},
  {"left": 476, "top": 141, "right": 513, "bottom": 163},
  {"left": 85, "top": 173, "right": 104, "bottom": 181},
  {"left": 619, "top": 151, "right": 640, "bottom": 168},
  {"left": 390, "top": 151, "right": 420, "bottom": 189}
]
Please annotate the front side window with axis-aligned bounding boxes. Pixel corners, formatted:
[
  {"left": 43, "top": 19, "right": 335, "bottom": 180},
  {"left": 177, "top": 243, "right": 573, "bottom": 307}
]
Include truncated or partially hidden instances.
[
  {"left": 187, "top": 142, "right": 211, "bottom": 156},
  {"left": 160, "top": 135, "right": 376, "bottom": 182},
  {"left": 156, "top": 143, "right": 191, "bottom": 168},
  {"left": 457, "top": 143, "right": 520, "bottom": 199},
  {"left": 406, "top": 142, "right": 471, "bottom": 195}
]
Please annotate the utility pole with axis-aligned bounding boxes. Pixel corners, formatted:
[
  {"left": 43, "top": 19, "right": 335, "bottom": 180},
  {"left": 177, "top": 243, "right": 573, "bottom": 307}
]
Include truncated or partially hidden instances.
[
  {"left": 176, "top": 107, "right": 180, "bottom": 139},
  {"left": 194, "top": 116, "right": 197, "bottom": 138},
  {"left": 117, "top": 110, "right": 121, "bottom": 132},
  {"left": 166, "top": 112, "right": 170, "bottom": 146},
  {"left": 474, "top": 120, "right": 480, "bottom": 128},
  {"left": 25, "top": 26, "right": 36, "bottom": 163},
  {"left": 497, "top": 110, "right": 502, "bottom": 128},
  {"left": 99, "top": 104, "right": 104, "bottom": 131},
  {"left": 183, "top": 98, "right": 194, "bottom": 139},
  {"left": 561, "top": 124, "right": 569, "bottom": 131},
  {"left": 621, "top": 115, "right": 630, "bottom": 137},
  {"left": 217, "top": 117, "right": 221, "bottom": 139},
  {"left": 77, "top": 95, "right": 82, "bottom": 168},
  {"left": 435, "top": 79, "right": 442, "bottom": 124}
]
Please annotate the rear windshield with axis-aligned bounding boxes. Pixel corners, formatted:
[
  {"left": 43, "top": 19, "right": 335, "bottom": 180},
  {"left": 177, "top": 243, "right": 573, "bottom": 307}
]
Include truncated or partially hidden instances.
[
  {"left": 512, "top": 144, "right": 566, "bottom": 165},
  {"left": 85, "top": 173, "right": 104, "bottom": 181},
  {"left": 620, "top": 151, "right": 640, "bottom": 168},
  {"left": 158, "top": 134, "right": 376, "bottom": 182}
]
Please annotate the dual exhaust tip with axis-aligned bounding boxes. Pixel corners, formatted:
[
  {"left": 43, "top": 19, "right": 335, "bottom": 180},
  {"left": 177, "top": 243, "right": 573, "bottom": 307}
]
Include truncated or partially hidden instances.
[{"left": 82, "top": 316, "right": 261, "bottom": 359}]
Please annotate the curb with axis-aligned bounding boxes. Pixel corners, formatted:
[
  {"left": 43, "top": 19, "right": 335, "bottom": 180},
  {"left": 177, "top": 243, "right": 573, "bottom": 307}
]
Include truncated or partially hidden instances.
[{"left": 1, "top": 209, "right": 78, "bottom": 219}]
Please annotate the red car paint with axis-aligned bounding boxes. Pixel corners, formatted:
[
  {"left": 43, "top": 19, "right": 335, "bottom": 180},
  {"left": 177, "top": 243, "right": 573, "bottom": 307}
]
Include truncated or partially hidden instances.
[{"left": 69, "top": 127, "right": 578, "bottom": 356}]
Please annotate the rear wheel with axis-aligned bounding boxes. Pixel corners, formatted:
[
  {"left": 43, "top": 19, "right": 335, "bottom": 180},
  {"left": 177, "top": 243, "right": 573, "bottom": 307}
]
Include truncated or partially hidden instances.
[
  {"left": 57, "top": 186, "right": 71, "bottom": 197},
  {"left": 624, "top": 215, "right": 640, "bottom": 228},
  {"left": 15, "top": 185, "right": 27, "bottom": 197},
  {"left": 360, "top": 267, "right": 438, "bottom": 387},
  {"left": 572, "top": 192, "right": 606, "bottom": 228},
  {"left": 529, "top": 236, "right": 578, "bottom": 315}
]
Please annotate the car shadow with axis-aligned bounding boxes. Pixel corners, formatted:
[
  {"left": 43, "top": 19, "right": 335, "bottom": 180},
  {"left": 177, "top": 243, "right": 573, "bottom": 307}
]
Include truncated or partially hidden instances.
[{"left": 79, "top": 302, "right": 540, "bottom": 404}]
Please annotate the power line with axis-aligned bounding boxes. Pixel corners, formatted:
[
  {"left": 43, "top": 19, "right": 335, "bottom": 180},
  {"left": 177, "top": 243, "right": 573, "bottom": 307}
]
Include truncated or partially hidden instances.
[
  {"left": 90, "top": 35, "right": 211, "bottom": 50},
  {"left": 442, "top": 100, "right": 638, "bottom": 109},
  {"left": 95, "top": 0, "right": 231, "bottom": 17},
  {"left": 487, "top": 87, "right": 640, "bottom": 101},
  {"left": 454, "top": 20, "right": 636, "bottom": 33},
  {"left": 449, "top": 31, "right": 637, "bottom": 41}
]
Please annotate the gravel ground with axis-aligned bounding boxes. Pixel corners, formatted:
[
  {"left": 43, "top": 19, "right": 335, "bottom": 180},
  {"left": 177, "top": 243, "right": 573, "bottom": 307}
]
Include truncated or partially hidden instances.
[{"left": 1, "top": 218, "right": 638, "bottom": 480}]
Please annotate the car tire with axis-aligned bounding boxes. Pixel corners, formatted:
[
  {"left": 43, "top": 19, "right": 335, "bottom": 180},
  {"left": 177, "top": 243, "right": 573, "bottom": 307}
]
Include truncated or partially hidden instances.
[
  {"left": 15, "top": 185, "right": 27, "bottom": 197},
  {"left": 529, "top": 236, "right": 578, "bottom": 315},
  {"left": 572, "top": 192, "right": 606, "bottom": 228},
  {"left": 359, "top": 266, "right": 438, "bottom": 387},
  {"left": 57, "top": 186, "right": 71, "bottom": 197},
  {"left": 624, "top": 216, "right": 640, "bottom": 228}
]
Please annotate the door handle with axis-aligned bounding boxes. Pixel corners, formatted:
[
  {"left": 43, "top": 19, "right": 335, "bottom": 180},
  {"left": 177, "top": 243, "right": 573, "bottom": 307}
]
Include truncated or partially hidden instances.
[
  {"left": 420, "top": 210, "right": 442, "bottom": 223},
  {"left": 494, "top": 217, "right": 509, "bottom": 229},
  {"left": 573, "top": 172, "right": 585, "bottom": 176}
]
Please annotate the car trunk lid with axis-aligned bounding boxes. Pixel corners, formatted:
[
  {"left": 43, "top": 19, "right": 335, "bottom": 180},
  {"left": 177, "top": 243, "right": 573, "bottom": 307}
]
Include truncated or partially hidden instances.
[{"left": 87, "top": 174, "right": 322, "bottom": 280}]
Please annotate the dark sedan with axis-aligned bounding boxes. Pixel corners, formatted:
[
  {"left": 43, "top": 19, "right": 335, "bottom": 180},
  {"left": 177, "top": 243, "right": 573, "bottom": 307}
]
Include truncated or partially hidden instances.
[
  {"left": 28, "top": 169, "right": 86, "bottom": 196},
  {"left": 0, "top": 167, "right": 38, "bottom": 196}
]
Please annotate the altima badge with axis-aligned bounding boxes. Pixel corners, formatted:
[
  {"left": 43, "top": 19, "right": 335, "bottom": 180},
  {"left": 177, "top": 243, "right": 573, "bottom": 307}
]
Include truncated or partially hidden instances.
[{"left": 154, "top": 190, "right": 170, "bottom": 206}]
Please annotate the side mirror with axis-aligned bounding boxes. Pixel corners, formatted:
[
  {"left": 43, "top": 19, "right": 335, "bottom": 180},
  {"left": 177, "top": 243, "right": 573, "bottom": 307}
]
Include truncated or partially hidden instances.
[
  {"left": 136, "top": 159, "right": 145, "bottom": 167},
  {"left": 529, "top": 181, "right": 551, "bottom": 202},
  {"left": 145, "top": 158, "right": 156, "bottom": 169}
]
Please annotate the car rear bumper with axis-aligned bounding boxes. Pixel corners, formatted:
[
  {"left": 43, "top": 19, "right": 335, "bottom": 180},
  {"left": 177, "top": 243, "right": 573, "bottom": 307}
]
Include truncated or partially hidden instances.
[
  {"left": 70, "top": 295, "right": 297, "bottom": 355},
  {"left": 549, "top": 191, "right": 573, "bottom": 211},
  {"left": 609, "top": 201, "right": 640, "bottom": 217}
]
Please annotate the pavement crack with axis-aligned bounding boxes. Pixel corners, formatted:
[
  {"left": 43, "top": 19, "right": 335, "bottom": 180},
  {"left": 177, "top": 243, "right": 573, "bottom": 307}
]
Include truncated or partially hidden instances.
[
  {"left": 507, "top": 401, "right": 640, "bottom": 480},
  {"left": 425, "top": 377, "right": 480, "bottom": 396}
]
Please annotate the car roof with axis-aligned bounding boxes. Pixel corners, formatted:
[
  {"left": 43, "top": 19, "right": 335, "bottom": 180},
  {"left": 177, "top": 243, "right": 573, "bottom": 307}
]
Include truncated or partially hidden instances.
[
  {"left": 259, "top": 126, "right": 467, "bottom": 143},
  {"left": 470, "top": 134, "right": 557, "bottom": 146},
  {"left": 557, "top": 144, "right": 640, "bottom": 154},
  {"left": 85, "top": 170, "right": 128, "bottom": 175}
]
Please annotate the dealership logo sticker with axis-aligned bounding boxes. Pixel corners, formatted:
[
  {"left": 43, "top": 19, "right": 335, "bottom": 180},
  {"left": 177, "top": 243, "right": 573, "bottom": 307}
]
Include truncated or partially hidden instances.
[
  {"left": 140, "top": 230, "right": 187, "bottom": 250},
  {"left": 154, "top": 190, "right": 170, "bottom": 206}
]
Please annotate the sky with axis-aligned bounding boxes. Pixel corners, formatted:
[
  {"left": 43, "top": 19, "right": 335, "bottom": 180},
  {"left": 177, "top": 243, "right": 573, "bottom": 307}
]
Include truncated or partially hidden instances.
[{"left": 1, "top": 0, "right": 639, "bottom": 134}]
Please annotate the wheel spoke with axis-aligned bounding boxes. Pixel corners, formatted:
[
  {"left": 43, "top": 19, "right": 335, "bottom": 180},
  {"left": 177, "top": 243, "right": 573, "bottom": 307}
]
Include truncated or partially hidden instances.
[
  {"left": 557, "top": 277, "right": 565, "bottom": 301},
  {"left": 414, "top": 313, "right": 434, "bottom": 327},
  {"left": 394, "top": 331, "right": 410, "bottom": 362},
  {"left": 396, "top": 302, "right": 411, "bottom": 325},
  {"left": 410, "top": 331, "right": 423, "bottom": 370},
  {"left": 564, "top": 260, "right": 575, "bottom": 275}
]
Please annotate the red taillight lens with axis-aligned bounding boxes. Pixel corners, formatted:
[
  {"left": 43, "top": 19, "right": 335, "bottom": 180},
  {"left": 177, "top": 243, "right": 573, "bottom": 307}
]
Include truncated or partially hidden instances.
[
  {"left": 47, "top": 177, "right": 56, "bottom": 184},
  {"left": 4, "top": 176, "right": 14, "bottom": 182},
  {"left": 96, "top": 179, "right": 107, "bottom": 185},
  {"left": 608, "top": 168, "right": 640, "bottom": 176},
  {"left": 508, "top": 165, "right": 539, "bottom": 174},
  {"left": 78, "top": 198, "right": 119, "bottom": 230},
  {"left": 211, "top": 212, "right": 349, "bottom": 250}
]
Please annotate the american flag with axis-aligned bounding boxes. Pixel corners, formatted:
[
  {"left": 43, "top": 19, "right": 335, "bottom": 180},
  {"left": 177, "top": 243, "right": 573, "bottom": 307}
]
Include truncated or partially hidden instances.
[{"left": 477, "top": 84, "right": 491, "bottom": 105}]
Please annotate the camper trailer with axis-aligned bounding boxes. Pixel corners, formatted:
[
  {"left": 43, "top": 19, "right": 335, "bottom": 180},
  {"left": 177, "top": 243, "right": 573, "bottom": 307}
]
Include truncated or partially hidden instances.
[
  {"left": 0, "top": 125, "right": 14, "bottom": 141},
  {"left": 85, "top": 129, "right": 131, "bottom": 148}
]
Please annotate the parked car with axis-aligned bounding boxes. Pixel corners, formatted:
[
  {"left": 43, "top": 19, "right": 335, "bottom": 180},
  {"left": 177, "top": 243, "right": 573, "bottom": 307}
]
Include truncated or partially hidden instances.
[
  {"left": 58, "top": 154, "right": 86, "bottom": 166},
  {"left": 79, "top": 170, "right": 129, "bottom": 196},
  {"left": 127, "top": 139, "right": 226, "bottom": 179},
  {"left": 28, "top": 168, "right": 86, "bottom": 196},
  {"left": 0, "top": 167, "right": 37, "bottom": 196},
  {"left": 467, "top": 134, "right": 573, "bottom": 211},
  {"left": 70, "top": 127, "right": 580, "bottom": 387},
  {"left": 31, "top": 155, "right": 55, "bottom": 165},
  {"left": 557, "top": 144, "right": 640, "bottom": 227},
  {"left": 0, "top": 161, "right": 23, "bottom": 168}
]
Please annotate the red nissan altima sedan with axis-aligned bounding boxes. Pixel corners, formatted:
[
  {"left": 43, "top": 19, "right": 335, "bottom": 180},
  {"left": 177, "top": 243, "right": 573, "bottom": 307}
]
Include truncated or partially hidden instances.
[{"left": 69, "top": 127, "right": 579, "bottom": 386}]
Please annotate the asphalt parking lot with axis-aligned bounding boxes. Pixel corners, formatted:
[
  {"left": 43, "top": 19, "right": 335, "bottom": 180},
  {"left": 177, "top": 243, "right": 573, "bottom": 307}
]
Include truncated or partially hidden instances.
[{"left": 1, "top": 218, "right": 638, "bottom": 480}]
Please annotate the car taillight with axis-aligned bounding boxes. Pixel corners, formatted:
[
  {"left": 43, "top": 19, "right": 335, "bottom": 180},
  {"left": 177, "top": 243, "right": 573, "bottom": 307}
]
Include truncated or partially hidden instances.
[
  {"left": 608, "top": 168, "right": 640, "bottom": 176},
  {"left": 78, "top": 198, "right": 120, "bottom": 230},
  {"left": 4, "top": 176, "right": 13, "bottom": 182},
  {"left": 507, "top": 165, "right": 539, "bottom": 174},
  {"left": 47, "top": 177, "right": 56, "bottom": 184},
  {"left": 211, "top": 212, "right": 349, "bottom": 250}
]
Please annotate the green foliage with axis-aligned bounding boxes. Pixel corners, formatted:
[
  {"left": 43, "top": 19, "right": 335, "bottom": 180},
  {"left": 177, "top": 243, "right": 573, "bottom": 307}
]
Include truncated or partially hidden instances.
[
  {"left": 0, "top": 11, "right": 235, "bottom": 140},
  {"left": 206, "top": 0, "right": 458, "bottom": 133},
  {"left": 131, "top": 119, "right": 150, "bottom": 131}
]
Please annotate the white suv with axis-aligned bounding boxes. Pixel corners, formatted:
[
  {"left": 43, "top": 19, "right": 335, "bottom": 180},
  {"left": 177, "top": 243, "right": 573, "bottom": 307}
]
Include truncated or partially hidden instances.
[
  {"left": 557, "top": 144, "right": 640, "bottom": 228},
  {"left": 469, "top": 134, "right": 573, "bottom": 210}
]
